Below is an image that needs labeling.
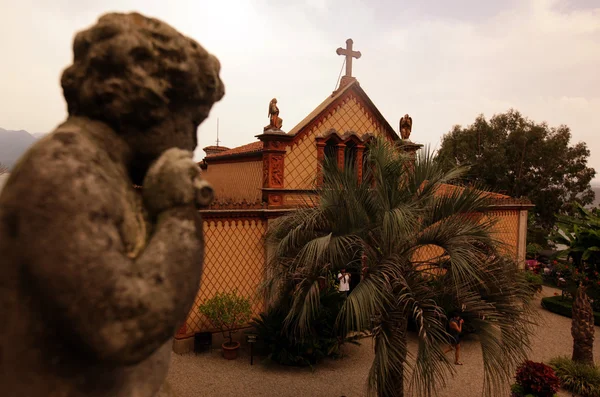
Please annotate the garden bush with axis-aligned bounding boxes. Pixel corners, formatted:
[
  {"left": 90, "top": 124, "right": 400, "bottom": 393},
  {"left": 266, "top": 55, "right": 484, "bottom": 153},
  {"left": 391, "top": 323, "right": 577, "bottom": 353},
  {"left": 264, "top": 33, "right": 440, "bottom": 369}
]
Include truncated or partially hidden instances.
[
  {"left": 524, "top": 271, "right": 543, "bottom": 295},
  {"left": 549, "top": 356, "right": 600, "bottom": 397},
  {"left": 511, "top": 360, "right": 560, "bottom": 397},
  {"left": 198, "top": 290, "right": 253, "bottom": 347},
  {"left": 541, "top": 296, "right": 600, "bottom": 326},
  {"left": 251, "top": 281, "right": 360, "bottom": 367}
]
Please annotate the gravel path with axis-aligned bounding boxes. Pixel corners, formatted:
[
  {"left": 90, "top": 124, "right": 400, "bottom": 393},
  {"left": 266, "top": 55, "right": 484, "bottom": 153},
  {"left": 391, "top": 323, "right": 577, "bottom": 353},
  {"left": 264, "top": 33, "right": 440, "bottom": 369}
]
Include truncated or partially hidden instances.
[{"left": 167, "top": 286, "right": 600, "bottom": 396}]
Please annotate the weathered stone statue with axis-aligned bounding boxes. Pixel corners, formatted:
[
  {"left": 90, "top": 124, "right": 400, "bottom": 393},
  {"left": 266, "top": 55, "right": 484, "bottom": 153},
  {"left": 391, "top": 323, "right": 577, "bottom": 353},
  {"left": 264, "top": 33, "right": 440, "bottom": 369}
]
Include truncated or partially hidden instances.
[
  {"left": 264, "top": 98, "right": 283, "bottom": 131},
  {"left": 0, "top": 12, "right": 224, "bottom": 397},
  {"left": 400, "top": 114, "right": 412, "bottom": 140}
]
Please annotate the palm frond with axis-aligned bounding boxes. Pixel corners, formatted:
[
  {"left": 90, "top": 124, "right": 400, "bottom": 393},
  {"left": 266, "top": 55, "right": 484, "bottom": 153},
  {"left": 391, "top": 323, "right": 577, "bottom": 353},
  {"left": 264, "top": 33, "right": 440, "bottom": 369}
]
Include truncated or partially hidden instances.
[{"left": 263, "top": 135, "right": 536, "bottom": 397}]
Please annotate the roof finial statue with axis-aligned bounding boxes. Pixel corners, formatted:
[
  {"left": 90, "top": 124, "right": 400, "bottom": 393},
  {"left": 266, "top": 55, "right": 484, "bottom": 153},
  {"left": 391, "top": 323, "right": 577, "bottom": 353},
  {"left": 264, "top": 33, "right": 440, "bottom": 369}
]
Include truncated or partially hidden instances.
[
  {"left": 400, "top": 114, "right": 412, "bottom": 140},
  {"left": 264, "top": 98, "right": 283, "bottom": 132}
]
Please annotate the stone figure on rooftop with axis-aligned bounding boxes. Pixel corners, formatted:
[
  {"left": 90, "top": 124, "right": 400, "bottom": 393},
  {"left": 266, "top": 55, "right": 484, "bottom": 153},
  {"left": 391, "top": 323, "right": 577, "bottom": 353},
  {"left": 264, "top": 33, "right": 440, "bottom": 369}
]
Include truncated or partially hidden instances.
[
  {"left": 264, "top": 97, "right": 283, "bottom": 131},
  {"left": 0, "top": 12, "right": 224, "bottom": 397},
  {"left": 400, "top": 114, "right": 413, "bottom": 140}
]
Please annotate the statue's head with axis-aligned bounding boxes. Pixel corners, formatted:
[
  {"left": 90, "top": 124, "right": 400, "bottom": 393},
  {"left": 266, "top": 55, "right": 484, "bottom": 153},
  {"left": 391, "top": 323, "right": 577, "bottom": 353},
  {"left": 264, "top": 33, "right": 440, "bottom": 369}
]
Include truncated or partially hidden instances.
[{"left": 61, "top": 12, "right": 224, "bottom": 182}]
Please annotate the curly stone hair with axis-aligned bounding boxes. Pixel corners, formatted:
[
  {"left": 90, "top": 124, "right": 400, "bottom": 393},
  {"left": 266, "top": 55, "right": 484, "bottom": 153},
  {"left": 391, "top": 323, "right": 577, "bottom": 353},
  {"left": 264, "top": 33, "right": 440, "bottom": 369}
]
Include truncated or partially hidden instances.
[{"left": 61, "top": 12, "right": 225, "bottom": 131}]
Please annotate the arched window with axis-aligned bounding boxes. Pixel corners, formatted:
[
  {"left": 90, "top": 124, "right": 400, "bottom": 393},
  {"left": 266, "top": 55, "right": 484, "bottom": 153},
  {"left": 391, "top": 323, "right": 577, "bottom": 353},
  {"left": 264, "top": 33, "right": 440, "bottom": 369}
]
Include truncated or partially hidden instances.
[
  {"left": 362, "top": 141, "right": 374, "bottom": 186},
  {"left": 324, "top": 139, "right": 337, "bottom": 168},
  {"left": 344, "top": 140, "right": 358, "bottom": 175}
]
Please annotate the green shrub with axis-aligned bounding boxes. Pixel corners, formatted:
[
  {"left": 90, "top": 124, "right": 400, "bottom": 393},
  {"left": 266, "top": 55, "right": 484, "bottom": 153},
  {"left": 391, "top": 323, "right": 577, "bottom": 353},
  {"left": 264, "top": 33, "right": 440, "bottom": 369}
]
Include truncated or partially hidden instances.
[
  {"left": 251, "top": 282, "right": 360, "bottom": 367},
  {"left": 511, "top": 360, "right": 560, "bottom": 397},
  {"left": 541, "top": 296, "right": 600, "bottom": 326},
  {"left": 198, "top": 290, "right": 253, "bottom": 347},
  {"left": 524, "top": 271, "right": 544, "bottom": 294},
  {"left": 549, "top": 356, "right": 600, "bottom": 397}
]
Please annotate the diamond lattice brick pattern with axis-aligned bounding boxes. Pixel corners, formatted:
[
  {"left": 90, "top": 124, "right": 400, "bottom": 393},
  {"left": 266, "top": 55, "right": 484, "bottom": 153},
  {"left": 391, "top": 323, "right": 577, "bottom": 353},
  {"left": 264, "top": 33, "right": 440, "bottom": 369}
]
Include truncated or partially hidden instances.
[
  {"left": 412, "top": 210, "right": 521, "bottom": 264},
  {"left": 285, "top": 134, "right": 317, "bottom": 189},
  {"left": 489, "top": 210, "right": 520, "bottom": 257},
  {"left": 284, "top": 96, "right": 386, "bottom": 190},
  {"left": 325, "top": 96, "right": 382, "bottom": 135},
  {"left": 184, "top": 218, "right": 267, "bottom": 334},
  {"left": 202, "top": 161, "right": 263, "bottom": 203}
]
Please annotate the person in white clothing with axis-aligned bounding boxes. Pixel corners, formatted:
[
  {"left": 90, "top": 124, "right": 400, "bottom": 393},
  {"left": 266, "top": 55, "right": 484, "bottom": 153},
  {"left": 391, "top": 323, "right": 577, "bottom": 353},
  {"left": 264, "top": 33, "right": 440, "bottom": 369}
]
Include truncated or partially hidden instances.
[{"left": 338, "top": 268, "right": 351, "bottom": 296}]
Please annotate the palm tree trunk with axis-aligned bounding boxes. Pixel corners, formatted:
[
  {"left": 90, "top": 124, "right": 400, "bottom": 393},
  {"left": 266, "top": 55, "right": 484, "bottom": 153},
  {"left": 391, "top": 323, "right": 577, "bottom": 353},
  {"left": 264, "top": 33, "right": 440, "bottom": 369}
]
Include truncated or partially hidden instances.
[
  {"left": 571, "top": 285, "right": 595, "bottom": 365},
  {"left": 375, "top": 318, "right": 408, "bottom": 397}
]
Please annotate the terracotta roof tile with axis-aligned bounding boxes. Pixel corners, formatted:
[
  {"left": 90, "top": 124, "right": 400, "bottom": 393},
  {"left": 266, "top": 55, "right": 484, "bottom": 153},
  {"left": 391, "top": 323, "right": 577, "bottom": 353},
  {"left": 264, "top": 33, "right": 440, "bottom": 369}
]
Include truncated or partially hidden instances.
[
  {"left": 203, "top": 145, "right": 230, "bottom": 151},
  {"left": 205, "top": 141, "right": 263, "bottom": 159}
]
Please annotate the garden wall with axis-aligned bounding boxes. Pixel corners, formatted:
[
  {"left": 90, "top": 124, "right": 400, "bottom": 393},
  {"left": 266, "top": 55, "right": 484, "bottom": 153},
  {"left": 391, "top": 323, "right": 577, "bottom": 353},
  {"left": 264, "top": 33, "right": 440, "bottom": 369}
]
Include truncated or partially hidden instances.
[{"left": 176, "top": 215, "right": 267, "bottom": 338}]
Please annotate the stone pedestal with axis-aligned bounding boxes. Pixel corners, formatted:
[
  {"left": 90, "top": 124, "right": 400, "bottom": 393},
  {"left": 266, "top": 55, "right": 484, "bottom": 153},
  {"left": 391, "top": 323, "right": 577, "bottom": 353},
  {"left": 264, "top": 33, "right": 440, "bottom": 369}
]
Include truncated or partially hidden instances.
[
  {"left": 256, "top": 129, "right": 293, "bottom": 207},
  {"left": 397, "top": 140, "right": 423, "bottom": 172}
]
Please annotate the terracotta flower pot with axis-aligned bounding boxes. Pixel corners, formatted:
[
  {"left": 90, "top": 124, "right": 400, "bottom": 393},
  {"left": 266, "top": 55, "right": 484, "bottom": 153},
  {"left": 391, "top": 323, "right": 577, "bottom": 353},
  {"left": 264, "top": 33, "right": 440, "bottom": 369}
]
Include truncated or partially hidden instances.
[{"left": 222, "top": 341, "right": 240, "bottom": 360}]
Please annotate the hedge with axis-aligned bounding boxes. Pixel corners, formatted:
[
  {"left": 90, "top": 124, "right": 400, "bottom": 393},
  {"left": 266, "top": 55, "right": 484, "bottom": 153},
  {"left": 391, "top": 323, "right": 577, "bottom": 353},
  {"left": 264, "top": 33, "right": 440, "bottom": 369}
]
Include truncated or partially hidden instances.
[{"left": 541, "top": 296, "right": 600, "bottom": 326}]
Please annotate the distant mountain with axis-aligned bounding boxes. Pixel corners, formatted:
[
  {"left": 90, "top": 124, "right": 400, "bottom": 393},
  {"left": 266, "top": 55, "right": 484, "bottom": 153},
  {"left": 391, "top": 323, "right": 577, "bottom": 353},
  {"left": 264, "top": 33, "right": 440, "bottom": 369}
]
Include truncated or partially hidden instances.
[{"left": 0, "top": 128, "right": 41, "bottom": 169}]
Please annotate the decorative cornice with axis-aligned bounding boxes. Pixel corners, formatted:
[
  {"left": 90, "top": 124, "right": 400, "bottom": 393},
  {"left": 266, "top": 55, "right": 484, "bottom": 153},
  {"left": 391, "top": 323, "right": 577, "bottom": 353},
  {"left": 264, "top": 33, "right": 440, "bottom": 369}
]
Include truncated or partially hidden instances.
[
  {"left": 316, "top": 129, "right": 378, "bottom": 144},
  {"left": 205, "top": 199, "right": 268, "bottom": 210}
]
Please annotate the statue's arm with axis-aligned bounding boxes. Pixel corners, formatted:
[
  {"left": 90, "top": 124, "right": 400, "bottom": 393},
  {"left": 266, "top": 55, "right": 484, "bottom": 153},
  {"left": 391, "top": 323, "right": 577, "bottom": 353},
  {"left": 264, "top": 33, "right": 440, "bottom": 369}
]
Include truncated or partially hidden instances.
[
  {"left": 17, "top": 147, "right": 204, "bottom": 365},
  {"left": 23, "top": 198, "right": 202, "bottom": 364}
]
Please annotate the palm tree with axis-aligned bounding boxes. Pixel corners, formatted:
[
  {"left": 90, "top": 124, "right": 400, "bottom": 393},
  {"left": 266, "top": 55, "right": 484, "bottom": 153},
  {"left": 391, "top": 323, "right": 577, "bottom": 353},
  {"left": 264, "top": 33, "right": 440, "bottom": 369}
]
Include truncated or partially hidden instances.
[
  {"left": 555, "top": 205, "right": 600, "bottom": 366},
  {"left": 263, "top": 137, "right": 536, "bottom": 397}
]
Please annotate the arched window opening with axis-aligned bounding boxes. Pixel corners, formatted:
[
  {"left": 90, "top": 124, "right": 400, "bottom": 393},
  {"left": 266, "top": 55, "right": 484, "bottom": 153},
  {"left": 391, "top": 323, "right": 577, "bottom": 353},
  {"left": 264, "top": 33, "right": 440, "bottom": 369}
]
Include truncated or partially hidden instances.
[
  {"left": 344, "top": 140, "right": 358, "bottom": 175},
  {"left": 362, "top": 143, "right": 374, "bottom": 185},
  {"left": 324, "top": 139, "right": 337, "bottom": 168}
]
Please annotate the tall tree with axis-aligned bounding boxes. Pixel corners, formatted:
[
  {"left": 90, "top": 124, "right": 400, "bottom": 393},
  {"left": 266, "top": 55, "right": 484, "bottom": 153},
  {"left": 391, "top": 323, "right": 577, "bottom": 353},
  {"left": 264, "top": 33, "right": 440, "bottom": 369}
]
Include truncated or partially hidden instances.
[
  {"left": 437, "top": 109, "right": 595, "bottom": 246},
  {"left": 555, "top": 205, "right": 599, "bottom": 366},
  {"left": 264, "top": 137, "right": 535, "bottom": 397}
]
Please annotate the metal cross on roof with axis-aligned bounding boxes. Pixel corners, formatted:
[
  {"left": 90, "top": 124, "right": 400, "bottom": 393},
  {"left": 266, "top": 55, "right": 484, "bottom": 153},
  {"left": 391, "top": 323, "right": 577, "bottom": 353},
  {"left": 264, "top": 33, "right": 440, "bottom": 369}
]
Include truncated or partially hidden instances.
[{"left": 336, "top": 38, "right": 361, "bottom": 77}]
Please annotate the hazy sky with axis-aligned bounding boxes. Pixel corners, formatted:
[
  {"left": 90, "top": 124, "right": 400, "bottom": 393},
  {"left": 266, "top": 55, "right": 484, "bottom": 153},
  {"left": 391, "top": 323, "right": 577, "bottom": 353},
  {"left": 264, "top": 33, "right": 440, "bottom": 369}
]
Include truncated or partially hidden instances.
[{"left": 1, "top": 0, "right": 598, "bottom": 176}]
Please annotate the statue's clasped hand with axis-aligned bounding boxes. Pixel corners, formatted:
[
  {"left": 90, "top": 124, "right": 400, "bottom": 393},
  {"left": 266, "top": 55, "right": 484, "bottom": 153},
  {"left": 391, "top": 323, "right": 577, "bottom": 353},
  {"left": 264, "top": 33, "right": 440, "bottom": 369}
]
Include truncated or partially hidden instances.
[
  {"left": 142, "top": 148, "right": 214, "bottom": 216},
  {"left": 194, "top": 179, "right": 214, "bottom": 207}
]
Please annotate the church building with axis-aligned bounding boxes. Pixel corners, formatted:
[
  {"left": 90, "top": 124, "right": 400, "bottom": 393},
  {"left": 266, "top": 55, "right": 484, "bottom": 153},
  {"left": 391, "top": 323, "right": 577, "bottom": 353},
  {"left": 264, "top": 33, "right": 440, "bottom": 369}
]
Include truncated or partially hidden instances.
[{"left": 173, "top": 39, "right": 533, "bottom": 350}]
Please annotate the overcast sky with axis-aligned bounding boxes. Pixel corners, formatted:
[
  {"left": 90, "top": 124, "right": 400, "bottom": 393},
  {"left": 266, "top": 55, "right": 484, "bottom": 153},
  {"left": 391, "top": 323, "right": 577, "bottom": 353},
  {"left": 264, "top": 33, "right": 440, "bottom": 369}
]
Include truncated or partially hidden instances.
[{"left": 1, "top": 0, "right": 598, "bottom": 178}]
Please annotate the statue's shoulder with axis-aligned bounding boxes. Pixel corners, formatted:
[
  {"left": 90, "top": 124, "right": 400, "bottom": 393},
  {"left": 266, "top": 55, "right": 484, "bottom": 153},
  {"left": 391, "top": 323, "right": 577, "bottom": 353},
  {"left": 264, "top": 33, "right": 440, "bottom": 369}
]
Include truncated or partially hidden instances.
[{"left": 5, "top": 119, "right": 122, "bottom": 200}]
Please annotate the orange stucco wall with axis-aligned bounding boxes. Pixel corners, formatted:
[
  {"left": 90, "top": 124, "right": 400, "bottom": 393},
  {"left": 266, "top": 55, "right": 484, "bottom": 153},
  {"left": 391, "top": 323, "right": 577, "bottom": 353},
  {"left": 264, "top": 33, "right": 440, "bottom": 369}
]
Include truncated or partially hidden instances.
[
  {"left": 184, "top": 218, "right": 267, "bottom": 334},
  {"left": 411, "top": 209, "right": 522, "bottom": 265},
  {"left": 182, "top": 209, "right": 523, "bottom": 334},
  {"left": 201, "top": 160, "right": 263, "bottom": 203}
]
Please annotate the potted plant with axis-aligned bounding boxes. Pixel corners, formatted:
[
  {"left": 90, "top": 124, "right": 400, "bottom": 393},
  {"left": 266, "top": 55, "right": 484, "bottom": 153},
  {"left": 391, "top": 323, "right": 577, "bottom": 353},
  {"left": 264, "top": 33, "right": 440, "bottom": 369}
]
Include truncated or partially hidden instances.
[{"left": 198, "top": 290, "right": 253, "bottom": 360}]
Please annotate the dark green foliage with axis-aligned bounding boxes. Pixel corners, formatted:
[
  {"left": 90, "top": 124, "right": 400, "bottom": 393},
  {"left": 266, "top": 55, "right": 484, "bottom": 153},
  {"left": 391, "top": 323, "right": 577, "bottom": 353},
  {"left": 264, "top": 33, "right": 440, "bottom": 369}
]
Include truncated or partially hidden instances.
[
  {"left": 251, "top": 280, "right": 359, "bottom": 367},
  {"left": 511, "top": 361, "right": 560, "bottom": 397},
  {"left": 524, "top": 271, "right": 544, "bottom": 295},
  {"left": 264, "top": 137, "right": 537, "bottom": 397},
  {"left": 437, "top": 109, "right": 595, "bottom": 246},
  {"left": 555, "top": 204, "right": 600, "bottom": 295},
  {"left": 198, "top": 290, "right": 253, "bottom": 346},
  {"left": 541, "top": 296, "right": 600, "bottom": 325},
  {"left": 549, "top": 356, "right": 600, "bottom": 397}
]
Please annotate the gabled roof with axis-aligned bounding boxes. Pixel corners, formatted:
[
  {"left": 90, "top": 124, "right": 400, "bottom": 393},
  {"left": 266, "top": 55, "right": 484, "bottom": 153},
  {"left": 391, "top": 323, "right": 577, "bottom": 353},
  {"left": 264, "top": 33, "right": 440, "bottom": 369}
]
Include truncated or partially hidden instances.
[
  {"left": 203, "top": 78, "right": 399, "bottom": 162},
  {"left": 203, "top": 145, "right": 229, "bottom": 151},
  {"left": 287, "top": 78, "right": 400, "bottom": 142}
]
